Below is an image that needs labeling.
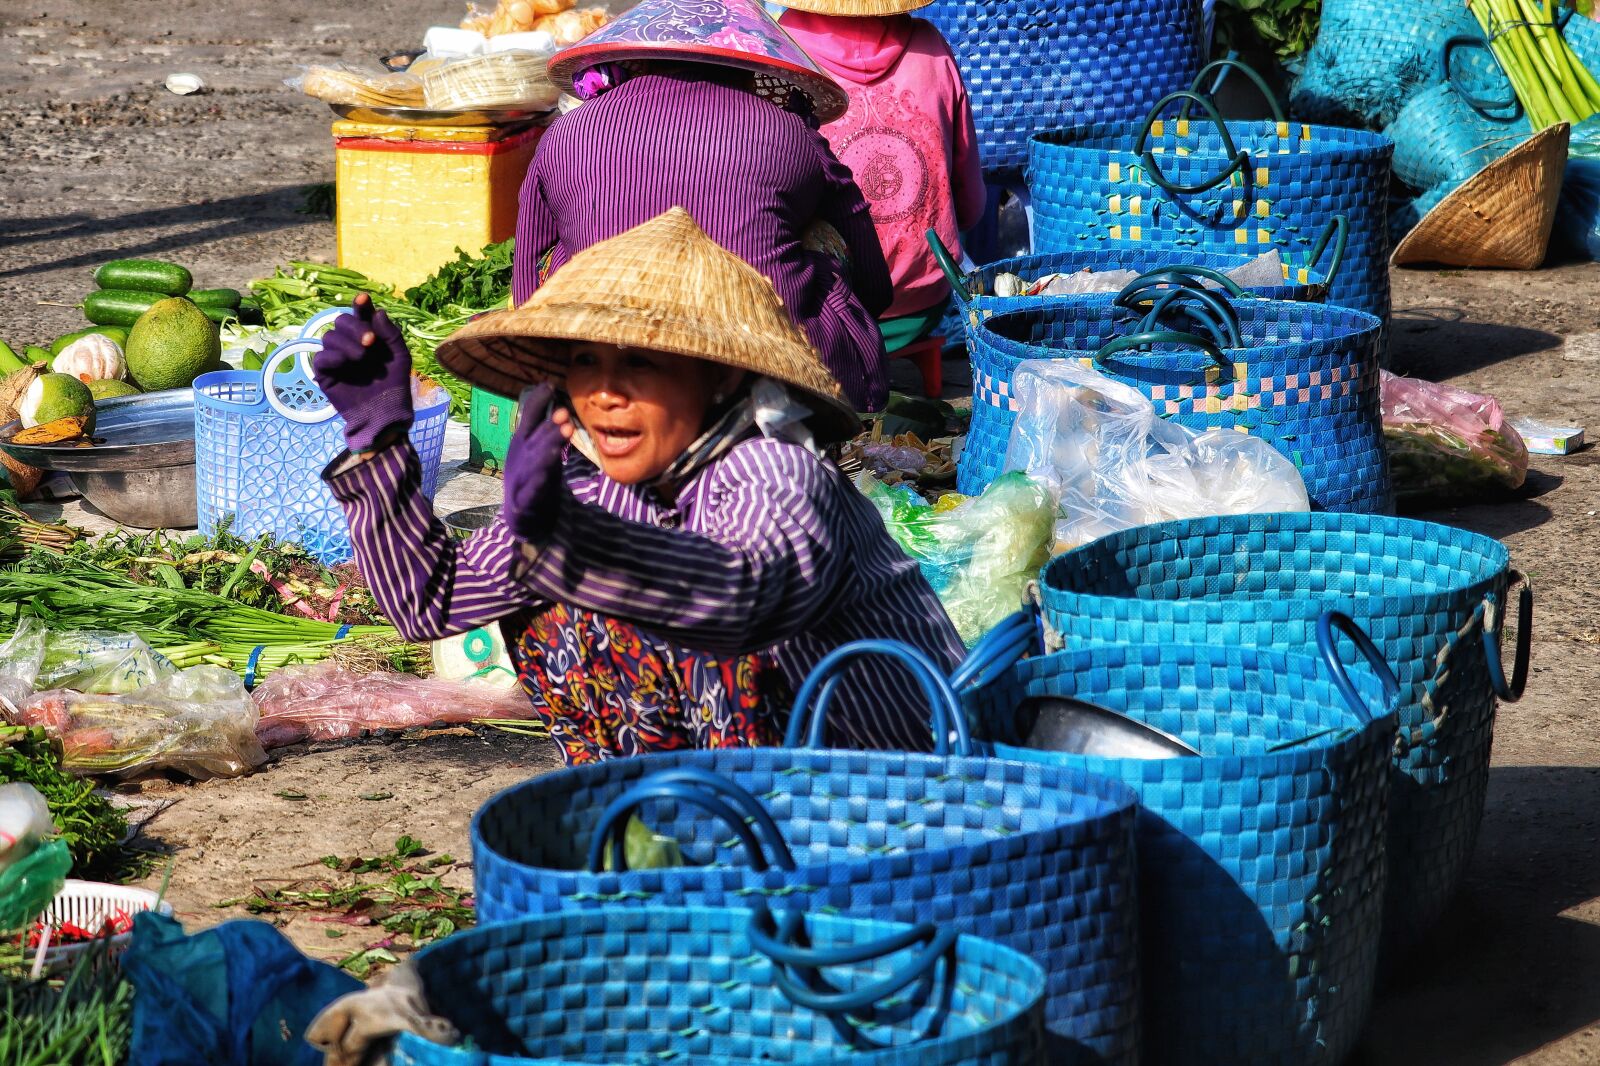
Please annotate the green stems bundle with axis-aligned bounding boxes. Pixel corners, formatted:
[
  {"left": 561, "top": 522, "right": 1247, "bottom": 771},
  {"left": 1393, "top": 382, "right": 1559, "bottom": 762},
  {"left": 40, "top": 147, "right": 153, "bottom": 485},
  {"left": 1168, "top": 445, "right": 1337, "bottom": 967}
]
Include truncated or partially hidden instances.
[{"left": 1470, "top": 0, "right": 1600, "bottom": 128}]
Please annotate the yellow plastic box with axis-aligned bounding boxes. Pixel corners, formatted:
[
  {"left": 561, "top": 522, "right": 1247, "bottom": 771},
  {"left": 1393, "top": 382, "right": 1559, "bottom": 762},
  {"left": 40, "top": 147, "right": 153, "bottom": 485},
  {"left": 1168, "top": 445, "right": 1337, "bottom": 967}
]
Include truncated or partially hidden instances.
[{"left": 333, "top": 119, "right": 544, "bottom": 291}]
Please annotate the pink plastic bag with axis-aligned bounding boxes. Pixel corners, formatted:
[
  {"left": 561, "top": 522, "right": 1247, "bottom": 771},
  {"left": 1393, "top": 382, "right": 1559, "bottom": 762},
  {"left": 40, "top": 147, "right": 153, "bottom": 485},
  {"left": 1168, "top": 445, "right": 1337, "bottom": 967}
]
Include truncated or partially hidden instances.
[
  {"left": 252, "top": 663, "right": 532, "bottom": 748},
  {"left": 1381, "top": 371, "right": 1529, "bottom": 504}
]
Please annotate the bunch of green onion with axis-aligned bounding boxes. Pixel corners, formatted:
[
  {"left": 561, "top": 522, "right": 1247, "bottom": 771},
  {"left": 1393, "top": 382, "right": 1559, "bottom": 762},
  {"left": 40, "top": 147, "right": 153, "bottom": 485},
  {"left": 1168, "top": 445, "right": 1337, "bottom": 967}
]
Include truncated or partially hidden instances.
[{"left": 1470, "top": 0, "right": 1600, "bottom": 129}]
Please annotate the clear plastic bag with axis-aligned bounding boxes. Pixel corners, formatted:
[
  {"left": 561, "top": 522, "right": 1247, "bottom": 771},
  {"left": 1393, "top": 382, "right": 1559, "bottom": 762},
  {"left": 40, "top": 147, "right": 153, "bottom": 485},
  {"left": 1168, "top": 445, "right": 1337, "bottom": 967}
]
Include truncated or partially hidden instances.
[
  {"left": 0, "top": 783, "right": 54, "bottom": 875},
  {"left": 0, "top": 619, "right": 178, "bottom": 698},
  {"left": 860, "top": 472, "right": 1055, "bottom": 647},
  {"left": 11, "top": 667, "right": 266, "bottom": 779},
  {"left": 1381, "top": 370, "right": 1529, "bottom": 504},
  {"left": 1001, "top": 359, "right": 1309, "bottom": 551},
  {"left": 251, "top": 662, "right": 533, "bottom": 748}
]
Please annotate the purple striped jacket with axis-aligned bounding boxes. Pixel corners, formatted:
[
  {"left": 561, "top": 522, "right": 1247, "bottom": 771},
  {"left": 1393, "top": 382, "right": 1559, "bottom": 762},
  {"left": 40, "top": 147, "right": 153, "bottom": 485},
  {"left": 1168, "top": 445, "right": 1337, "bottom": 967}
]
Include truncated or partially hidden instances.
[
  {"left": 325, "top": 437, "right": 964, "bottom": 751},
  {"left": 510, "top": 69, "right": 894, "bottom": 411}
]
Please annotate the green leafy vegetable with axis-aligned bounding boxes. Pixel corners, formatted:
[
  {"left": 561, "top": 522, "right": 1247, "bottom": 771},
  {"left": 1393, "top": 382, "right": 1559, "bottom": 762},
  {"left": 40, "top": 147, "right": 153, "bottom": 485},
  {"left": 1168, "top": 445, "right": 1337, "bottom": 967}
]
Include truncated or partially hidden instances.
[
  {"left": 1213, "top": 0, "right": 1323, "bottom": 60},
  {"left": 0, "top": 944, "right": 133, "bottom": 1066},
  {"left": 404, "top": 239, "right": 513, "bottom": 318},
  {"left": 0, "top": 726, "right": 133, "bottom": 881}
]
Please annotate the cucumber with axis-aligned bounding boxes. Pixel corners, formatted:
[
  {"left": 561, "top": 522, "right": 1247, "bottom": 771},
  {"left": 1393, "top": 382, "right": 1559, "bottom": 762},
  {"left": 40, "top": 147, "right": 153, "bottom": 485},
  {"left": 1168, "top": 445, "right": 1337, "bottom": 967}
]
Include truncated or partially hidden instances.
[
  {"left": 23, "top": 346, "right": 53, "bottom": 368},
  {"left": 199, "top": 304, "right": 239, "bottom": 325},
  {"left": 83, "top": 290, "right": 164, "bottom": 328},
  {"left": 189, "top": 288, "right": 242, "bottom": 310},
  {"left": 0, "top": 341, "right": 22, "bottom": 375},
  {"left": 93, "top": 259, "right": 192, "bottom": 297},
  {"left": 51, "top": 325, "right": 129, "bottom": 356}
]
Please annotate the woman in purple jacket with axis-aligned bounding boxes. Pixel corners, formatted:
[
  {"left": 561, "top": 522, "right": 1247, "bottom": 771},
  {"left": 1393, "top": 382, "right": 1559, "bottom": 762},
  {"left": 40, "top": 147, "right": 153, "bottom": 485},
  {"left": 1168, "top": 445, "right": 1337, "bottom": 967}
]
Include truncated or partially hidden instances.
[
  {"left": 316, "top": 210, "right": 962, "bottom": 766},
  {"left": 511, "top": 0, "right": 893, "bottom": 411}
]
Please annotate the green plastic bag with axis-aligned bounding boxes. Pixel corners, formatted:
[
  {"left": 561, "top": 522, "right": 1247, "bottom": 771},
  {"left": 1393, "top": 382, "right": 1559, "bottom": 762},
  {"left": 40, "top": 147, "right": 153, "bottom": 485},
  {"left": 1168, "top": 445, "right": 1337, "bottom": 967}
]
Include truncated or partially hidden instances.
[{"left": 0, "top": 838, "right": 71, "bottom": 931}]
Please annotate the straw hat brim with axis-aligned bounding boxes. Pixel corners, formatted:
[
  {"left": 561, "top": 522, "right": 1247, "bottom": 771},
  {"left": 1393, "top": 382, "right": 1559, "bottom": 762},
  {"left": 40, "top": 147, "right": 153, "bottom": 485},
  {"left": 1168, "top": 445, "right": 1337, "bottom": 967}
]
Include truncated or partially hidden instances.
[
  {"left": 437, "top": 303, "right": 864, "bottom": 444},
  {"left": 776, "top": 0, "right": 934, "bottom": 15},
  {"left": 1393, "top": 122, "right": 1570, "bottom": 270},
  {"left": 548, "top": 43, "right": 849, "bottom": 123}
]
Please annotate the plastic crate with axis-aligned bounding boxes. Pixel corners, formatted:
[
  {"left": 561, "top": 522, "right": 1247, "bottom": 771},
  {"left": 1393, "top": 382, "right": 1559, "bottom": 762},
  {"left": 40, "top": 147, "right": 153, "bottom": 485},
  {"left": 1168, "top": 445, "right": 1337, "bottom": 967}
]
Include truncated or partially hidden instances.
[
  {"left": 466, "top": 384, "right": 517, "bottom": 475},
  {"left": 334, "top": 119, "right": 543, "bottom": 291}
]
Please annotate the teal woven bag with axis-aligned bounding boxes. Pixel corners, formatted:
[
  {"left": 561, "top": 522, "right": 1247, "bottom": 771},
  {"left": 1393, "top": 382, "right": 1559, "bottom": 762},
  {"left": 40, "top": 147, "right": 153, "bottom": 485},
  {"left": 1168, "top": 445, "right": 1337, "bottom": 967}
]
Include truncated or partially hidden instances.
[{"left": 1387, "top": 35, "right": 1529, "bottom": 192}]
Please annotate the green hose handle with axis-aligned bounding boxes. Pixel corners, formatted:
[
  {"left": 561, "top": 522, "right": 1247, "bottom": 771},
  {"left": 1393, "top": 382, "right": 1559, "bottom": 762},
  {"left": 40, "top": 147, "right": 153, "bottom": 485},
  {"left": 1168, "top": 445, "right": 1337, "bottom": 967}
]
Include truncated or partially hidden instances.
[
  {"left": 1135, "top": 90, "right": 1250, "bottom": 196},
  {"left": 1119, "top": 264, "right": 1245, "bottom": 299},
  {"left": 1440, "top": 35, "right": 1523, "bottom": 121},
  {"left": 1095, "top": 329, "right": 1231, "bottom": 369},
  {"left": 925, "top": 228, "right": 970, "bottom": 306},
  {"left": 1306, "top": 215, "right": 1349, "bottom": 286},
  {"left": 1184, "top": 58, "right": 1286, "bottom": 124},
  {"left": 1116, "top": 280, "right": 1243, "bottom": 348}
]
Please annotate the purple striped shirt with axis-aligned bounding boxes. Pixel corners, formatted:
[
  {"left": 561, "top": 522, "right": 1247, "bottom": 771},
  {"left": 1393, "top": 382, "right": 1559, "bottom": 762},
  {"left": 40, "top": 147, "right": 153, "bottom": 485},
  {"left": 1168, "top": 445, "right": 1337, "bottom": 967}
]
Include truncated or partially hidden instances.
[
  {"left": 511, "top": 69, "right": 893, "bottom": 411},
  {"left": 325, "top": 437, "right": 964, "bottom": 751}
]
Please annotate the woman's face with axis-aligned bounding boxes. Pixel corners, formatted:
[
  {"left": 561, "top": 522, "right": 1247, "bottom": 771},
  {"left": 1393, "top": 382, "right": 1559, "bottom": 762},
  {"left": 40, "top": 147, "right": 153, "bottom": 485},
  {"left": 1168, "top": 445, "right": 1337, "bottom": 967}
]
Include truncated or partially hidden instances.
[{"left": 564, "top": 343, "right": 742, "bottom": 485}]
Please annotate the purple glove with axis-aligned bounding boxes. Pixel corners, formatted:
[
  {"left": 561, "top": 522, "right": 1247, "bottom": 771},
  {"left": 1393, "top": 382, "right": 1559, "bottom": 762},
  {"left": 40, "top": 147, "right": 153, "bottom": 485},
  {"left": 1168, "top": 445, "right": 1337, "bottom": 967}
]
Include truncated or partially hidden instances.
[
  {"left": 312, "top": 294, "right": 414, "bottom": 453},
  {"left": 502, "top": 384, "right": 568, "bottom": 544}
]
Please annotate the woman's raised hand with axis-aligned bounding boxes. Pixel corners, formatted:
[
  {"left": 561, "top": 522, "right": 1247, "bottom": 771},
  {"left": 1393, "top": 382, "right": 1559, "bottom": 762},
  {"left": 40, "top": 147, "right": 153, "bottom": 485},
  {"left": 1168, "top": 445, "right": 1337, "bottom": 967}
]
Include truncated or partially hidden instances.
[
  {"left": 313, "top": 293, "right": 416, "bottom": 453},
  {"left": 503, "top": 383, "right": 571, "bottom": 543}
]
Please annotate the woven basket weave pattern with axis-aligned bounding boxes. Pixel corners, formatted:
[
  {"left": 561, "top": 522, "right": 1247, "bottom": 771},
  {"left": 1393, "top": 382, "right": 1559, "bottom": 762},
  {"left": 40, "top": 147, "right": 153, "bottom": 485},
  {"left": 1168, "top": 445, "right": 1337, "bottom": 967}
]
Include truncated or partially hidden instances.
[
  {"left": 1035, "top": 511, "right": 1514, "bottom": 962},
  {"left": 965, "top": 642, "right": 1394, "bottom": 1065},
  {"left": 472, "top": 748, "right": 1143, "bottom": 1063},
  {"left": 919, "top": 0, "right": 1204, "bottom": 174},
  {"left": 392, "top": 908, "right": 1047, "bottom": 1064}
]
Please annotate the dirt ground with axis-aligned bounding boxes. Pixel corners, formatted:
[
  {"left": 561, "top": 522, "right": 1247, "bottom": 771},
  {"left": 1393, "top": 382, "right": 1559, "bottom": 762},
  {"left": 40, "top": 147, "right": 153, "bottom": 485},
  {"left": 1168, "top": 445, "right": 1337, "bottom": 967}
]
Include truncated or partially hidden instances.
[{"left": 2, "top": 2, "right": 1598, "bottom": 1062}]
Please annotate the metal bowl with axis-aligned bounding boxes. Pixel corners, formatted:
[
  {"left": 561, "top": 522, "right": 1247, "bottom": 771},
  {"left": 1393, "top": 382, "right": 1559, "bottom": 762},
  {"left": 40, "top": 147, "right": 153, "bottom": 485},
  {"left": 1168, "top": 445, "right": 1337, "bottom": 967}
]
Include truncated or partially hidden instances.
[
  {"left": 328, "top": 103, "right": 549, "bottom": 126},
  {"left": 443, "top": 504, "right": 500, "bottom": 540},
  {"left": 0, "top": 390, "right": 197, "bottom": 528}
]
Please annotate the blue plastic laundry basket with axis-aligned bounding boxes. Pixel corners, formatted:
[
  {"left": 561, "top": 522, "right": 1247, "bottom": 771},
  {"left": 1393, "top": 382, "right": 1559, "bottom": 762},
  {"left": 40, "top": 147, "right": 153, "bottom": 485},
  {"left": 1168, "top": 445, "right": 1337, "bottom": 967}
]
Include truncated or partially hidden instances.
[
  {"left": 1034, "top": 511, "right": 1533, "bottom": 966},
  {"left": 959, "top": 614, "right": 1397, "bottom": 1065},
  {"left": 958, "top": 280, "right": 1389, "bottom": 514},
  {"left": 1027, "top": 63, "right": 1394, "bottom": 340},
  {"left": 918, "top": 0, "right": 1204, "bottom": 176},
  {"left": 391, "top": 906, "right": 1046, "bottom": 1066},
  {"left": 193, "top": 315, "right": 449, "bottom": 565},
  {"left": 471, "top": 665, "right": 1143, "bottom": 1066}
]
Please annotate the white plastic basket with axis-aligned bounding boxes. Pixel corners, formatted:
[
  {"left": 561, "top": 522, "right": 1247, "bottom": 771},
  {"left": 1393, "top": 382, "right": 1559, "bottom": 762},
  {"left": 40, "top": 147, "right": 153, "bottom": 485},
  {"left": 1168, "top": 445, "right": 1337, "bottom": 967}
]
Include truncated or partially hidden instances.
[{"left": 28, "top": 880, "right": 172, "bottom": 971}]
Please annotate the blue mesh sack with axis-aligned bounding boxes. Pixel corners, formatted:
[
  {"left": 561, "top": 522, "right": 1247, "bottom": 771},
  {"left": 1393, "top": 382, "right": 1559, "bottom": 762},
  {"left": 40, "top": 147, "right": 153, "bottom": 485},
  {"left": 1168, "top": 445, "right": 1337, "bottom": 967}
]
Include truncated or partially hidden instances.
[
  {"left": 918, "top": 0, "right": 1205, "bottom": 176},
  {"left": 958, "top": 613, "right": 1398, "bottom": 1065},
  {"left": 471, "top": 644, "right": 1143, "bottom": 1064},
  {"left": 390, "top": 904, "right": 1046, "bottom": 1065},
  {"left": 1027, "top": 66, "right": 1394, "bottom": 335},
  {"left": 1033, "top": 510, "right": 1533, "bottom": 966}
]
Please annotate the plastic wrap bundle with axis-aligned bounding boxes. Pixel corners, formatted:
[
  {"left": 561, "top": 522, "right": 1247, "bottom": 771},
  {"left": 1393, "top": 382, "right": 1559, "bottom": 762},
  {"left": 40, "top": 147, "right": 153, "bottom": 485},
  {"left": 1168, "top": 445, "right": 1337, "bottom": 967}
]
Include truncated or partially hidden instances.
[{"left": 1382, "top": 370, "right": 1528, "bottom": 505}]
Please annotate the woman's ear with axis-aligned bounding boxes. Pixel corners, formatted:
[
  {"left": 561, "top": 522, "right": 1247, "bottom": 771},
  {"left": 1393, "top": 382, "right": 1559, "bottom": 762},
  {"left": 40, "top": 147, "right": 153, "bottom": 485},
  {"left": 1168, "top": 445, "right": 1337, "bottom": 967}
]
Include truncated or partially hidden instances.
[{"left": 711, "top": 366, "right": 748, "bottom": 404}]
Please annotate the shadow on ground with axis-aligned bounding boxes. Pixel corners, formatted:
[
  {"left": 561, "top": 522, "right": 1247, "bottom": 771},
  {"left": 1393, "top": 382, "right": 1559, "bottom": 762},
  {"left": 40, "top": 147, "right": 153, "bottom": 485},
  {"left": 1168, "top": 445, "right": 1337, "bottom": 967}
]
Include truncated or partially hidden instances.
[
  {"left": 1389, "top": 306, "right": 1563, "bottom": 379},
  {"left": 1353, "top": 765, "right": 1600, "bottom": 1064}
]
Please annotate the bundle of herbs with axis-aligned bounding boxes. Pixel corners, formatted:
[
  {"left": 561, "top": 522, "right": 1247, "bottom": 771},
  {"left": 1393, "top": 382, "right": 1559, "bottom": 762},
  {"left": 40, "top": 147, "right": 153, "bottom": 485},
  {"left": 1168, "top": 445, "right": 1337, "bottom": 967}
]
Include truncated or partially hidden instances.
[
  {"left": 0, "top": 944, "right": 133, "bottom": 1066},
  {"left": 0, "top": 726, "right": 134, "bottom": 881},
  {"left": 1469, "top": 0, "right": 1600, "bottom": 128}
]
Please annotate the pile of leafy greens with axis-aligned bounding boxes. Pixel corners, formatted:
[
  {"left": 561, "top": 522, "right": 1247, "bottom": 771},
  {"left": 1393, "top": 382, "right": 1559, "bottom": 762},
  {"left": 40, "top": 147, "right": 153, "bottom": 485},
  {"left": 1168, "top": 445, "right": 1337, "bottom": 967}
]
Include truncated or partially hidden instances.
[
  {"left": 404, "top": 238, "right": 514, "bottom": 317},
  {"left": 1213, "top": 0, "right": 1322, "bottom": 60}
]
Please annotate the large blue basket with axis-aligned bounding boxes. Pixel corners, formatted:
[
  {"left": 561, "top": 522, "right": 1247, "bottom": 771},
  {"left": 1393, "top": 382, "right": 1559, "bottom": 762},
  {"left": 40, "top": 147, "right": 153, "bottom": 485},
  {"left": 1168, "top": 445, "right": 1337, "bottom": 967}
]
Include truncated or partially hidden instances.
[
  {"left": 392, "top": 906, "right": 1047, "bottom": 1065},
  {"left": 961, "top": 627, "right": 1397, "bottom": 1066},
  {"left": 1034, "top": 511, "right": 1533, "bottom": 966},
  {"left": 193, "top": 316, "right": 449, "bottom": 565},
  {"left": 958, "top": 288, "right": 1389, "bottom": 514},
  {"left": 472, "top": 744, "right": 1142, "bottom": 1064},
  {"left": 919, "top": 0, "right": 1205, "bottom": 176},
  {"left": 1027, "top": 70, "right": 1393, "bottom": 336}
]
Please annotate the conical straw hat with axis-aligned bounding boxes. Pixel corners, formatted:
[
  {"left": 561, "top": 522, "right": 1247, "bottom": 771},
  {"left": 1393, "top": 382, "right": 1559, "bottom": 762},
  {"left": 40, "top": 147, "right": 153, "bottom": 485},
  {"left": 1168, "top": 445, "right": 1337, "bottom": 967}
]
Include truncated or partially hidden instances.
[
  {"left": 436, "top": 208, "right": 861, "bottom": 442},
  {"left": 776, "top": 0, "right": 933, "bottom": 16},
  {"left": 1392, "top": 122, "right": 1570, "bottom": 270},
  {"left": 548, "top": 0, "right": 848, "bottom": 123}
]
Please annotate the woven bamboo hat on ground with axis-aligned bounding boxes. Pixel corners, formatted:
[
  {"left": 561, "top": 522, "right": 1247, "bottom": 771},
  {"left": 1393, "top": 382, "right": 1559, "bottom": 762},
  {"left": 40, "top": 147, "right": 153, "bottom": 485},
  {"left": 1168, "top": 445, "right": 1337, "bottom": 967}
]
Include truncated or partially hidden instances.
[
  {"left": 436, "top": 208, "right": 861, "bottom": 442},
  {"left": 775, "top": 0, "right": 932, "bottom": 16},
  {"left": 548, "top": 0, "right": 848, "bottom": 122},
  {"left": 1392, "top": 122, "right": 1570, "bottom": 270}
]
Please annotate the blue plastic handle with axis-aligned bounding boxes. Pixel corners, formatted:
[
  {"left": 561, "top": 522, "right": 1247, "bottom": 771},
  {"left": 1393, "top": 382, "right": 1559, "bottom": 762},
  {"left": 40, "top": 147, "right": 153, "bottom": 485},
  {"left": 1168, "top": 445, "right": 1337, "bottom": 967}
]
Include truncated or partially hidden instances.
[
  {"left": 586, "top": 775, "right": 797, "bottom": 874},
  {"left": 785, "top": 640, "right": 970, "bottom": 756},
  {"left": 950, "top": 610, "right": 1039, "bottom": 693},
  {"left": 1482, "top": 573, "right": 1533, "bottom": 702},
  {"left": 1316, "top": 610, "right": 1401, "bottom": 725}
]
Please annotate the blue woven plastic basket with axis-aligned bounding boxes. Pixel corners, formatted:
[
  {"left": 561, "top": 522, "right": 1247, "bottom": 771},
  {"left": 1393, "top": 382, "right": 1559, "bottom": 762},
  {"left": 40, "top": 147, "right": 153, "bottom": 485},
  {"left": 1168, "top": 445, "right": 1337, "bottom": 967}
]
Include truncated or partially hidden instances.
[
  {"left": 472, "top": 740, "right": 1142, "bottom": 1062},
  {"left": 1034, "top": 511, "right": 1533, "bottom": 966},
  {"left": 391, "top": 906, "right": 1047, "bottom": 1065},
  {"left": 918, "top": 0, "right": 1204, "bottom": 176},
  {"left": 957, "top": 285, "right": 1390, "bottom": 513},
  {"left": 193, "top": 316, "right": 449, "bottom": 565},
  {"left": 1027, "top": 69, "right": 1393, "bottom": 336},
  {"left": 960, "top": 619, "right": 1397, "bottom": 1065},
  {"left": 1386, "top": 36, "right": 1528, "bottom": 192}
]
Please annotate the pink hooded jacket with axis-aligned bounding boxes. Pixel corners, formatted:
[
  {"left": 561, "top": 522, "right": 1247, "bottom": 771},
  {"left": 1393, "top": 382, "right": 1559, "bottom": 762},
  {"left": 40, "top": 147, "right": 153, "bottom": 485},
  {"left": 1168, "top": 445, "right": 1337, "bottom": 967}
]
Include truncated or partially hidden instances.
[{"left": 780, "top": 11, "right": 985, "bottom": 319}]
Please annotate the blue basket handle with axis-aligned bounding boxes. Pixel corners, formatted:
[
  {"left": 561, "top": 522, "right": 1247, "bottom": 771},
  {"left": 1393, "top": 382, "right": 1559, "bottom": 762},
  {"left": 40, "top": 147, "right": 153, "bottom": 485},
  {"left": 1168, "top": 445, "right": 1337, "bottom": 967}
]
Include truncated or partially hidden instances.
[
  {"left": 585, "top": 770, "right": 797, "bottom": 874},
  {"left": 949, "top": 610, "right": 1040, "bottom": 693},
  {"left": 1095, "top": 330, "right": 1230, "bottom": 369},
  {"left": 1317, "top": 610, "right": 1401, "bottom": 725},
  {"left": 1184, "top": 58, "right": 1287, "bottom": 124},
  {"left": 260, "top": 337, "right": 340, "bottom": 425},
  {"left": 749, "top": 906, "right": 958, "bottom": 1049},
  {"left": 1119, "top": 265, "right": 1246, "bottom": 300},
  {"left": 1135, "top": 90, "right": 1249, "bottom": 196},
  {"left": 785, "top": 640, "right": 970, "bottom": 756},
  {"left": 1482, "top": 571, "right": 1533, "bottom": 702},
  {"left": 1440, "top": 35, "right": 1523, "bottom": 120},
  {"left": 925, "top": 228, "right": 970, "bottom": 307},
  {"left": 1303, "top": 215, "right": 1349, "bottom": 287}
]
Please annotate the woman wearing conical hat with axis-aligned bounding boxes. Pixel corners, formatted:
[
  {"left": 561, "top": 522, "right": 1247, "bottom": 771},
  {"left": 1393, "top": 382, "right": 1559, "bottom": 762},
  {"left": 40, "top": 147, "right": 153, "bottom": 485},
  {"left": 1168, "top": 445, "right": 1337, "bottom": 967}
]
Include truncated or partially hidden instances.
[
  {"left": 510, "top": 0, "right": 894, "bottom": 412},
  {"left": 316, "top": 210, "right": 962, "bottom": 765}
]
